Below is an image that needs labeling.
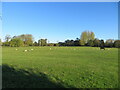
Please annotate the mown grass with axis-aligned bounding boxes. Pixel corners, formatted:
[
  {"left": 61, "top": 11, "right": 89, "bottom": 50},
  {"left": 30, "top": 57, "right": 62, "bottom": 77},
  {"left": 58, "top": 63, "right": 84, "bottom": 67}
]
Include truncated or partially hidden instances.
[{"left": 2, "top": 46, "right": 118, "bottom": 88}]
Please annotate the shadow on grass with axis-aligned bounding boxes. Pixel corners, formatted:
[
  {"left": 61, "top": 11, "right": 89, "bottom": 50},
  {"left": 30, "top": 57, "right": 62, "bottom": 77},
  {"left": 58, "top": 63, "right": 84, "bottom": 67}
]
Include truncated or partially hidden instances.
[{"left": 2, "top": 64, "right": 77, "bottom": 88}]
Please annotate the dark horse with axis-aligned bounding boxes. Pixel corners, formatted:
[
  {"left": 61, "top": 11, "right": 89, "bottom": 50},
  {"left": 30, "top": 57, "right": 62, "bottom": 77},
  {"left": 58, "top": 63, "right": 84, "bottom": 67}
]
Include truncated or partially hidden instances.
[
  {"left": 100, "top": 46, "right": 105, "bottom": 50},
  {"left": 100, "top": 40, "right": 105, "bottom": 50}
]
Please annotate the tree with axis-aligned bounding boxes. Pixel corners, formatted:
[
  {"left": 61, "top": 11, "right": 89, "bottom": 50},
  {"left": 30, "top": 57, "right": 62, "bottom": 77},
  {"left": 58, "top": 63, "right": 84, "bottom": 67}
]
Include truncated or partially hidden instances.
[
  {"left": 38, "top": 39, "right": 41, "bottom": 46},
  {"left": 64, "top": 39, "right": 75, "bottom": 46},
  {"left": 47, "top": 43, "right": 54, "bottom": 46},
  {"left": 93, "top": 38, "right": 100, "bottom": 47},
  {"left": 33, "top": 41, "right": 38, "bottom": 46},
  {"left": 88, "top": 31, "right": 95, "bottom": 41},
  {"left": 9, "top": 38, "right": 24, "bottom": 47},
  {"left": 0, "top": 39, "right": 2, "bottom": 46},
  {"left": 44, "top": 39, "right": 47, "bottom": 46},
  {"left": 80, "top": 31, "right": 95, "bottom": 46},
  {"left": 38, "top": 39, "right": 47, "bottom": 46},
  {"left": 58, "top": 42, "right": 65, "bottom": 46},
  {"left": 74, "top": 38, "right": 80, "bottom": 46},
  {"left": 47, "top": 43, "right": 59, "bottom": 46},
  {"left": 5, "top": 34, "right": 11, "bottom": 42},
  {"left": 80, "top": 31, "right": 87, "bottom": 45},
  {"left": 87, "top": 40, "right": 94, "bottom": 47},
  {"left": 17, "top": 34, "right": 34, "bottom": 46},
  {"left": 65, "top": 40, "right": 70, "bottom": 46},
  {"left": 3, "top": 35, "right": 11, "bottom": 46},
  {"left": 3, "top": 42, "right": 10, "bottom": 46},
  {"left": 55, "top": 43, "right": 59, "bottom": 46},
  {"left": 105, "top": 39, "right": 114, "bottom": 47},
  {"left": 113, "top": 40, "right": 120, "bottom": 48}
]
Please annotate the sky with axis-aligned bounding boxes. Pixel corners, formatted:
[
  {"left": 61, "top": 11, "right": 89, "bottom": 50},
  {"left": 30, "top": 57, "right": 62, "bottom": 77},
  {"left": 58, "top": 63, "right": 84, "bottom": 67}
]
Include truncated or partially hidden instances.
[
  {"left": 2, "top": 0, "right": 120, "bottom": 2},
  {"left": 2, "top": 2, "right": 118, "bottom": 43}
]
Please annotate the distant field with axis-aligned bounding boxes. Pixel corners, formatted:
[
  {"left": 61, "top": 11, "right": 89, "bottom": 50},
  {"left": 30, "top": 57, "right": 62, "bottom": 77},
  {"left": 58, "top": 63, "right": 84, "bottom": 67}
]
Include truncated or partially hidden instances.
[{"left": 2, "top": 46, "right": 118, "bottom": 88}]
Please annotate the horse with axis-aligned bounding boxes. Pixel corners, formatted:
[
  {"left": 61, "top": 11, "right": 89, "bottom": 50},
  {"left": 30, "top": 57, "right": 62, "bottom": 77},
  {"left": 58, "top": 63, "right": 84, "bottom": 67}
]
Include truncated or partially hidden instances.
[{"left": 100, "top": 46, "right": 105, "bottom": 50}]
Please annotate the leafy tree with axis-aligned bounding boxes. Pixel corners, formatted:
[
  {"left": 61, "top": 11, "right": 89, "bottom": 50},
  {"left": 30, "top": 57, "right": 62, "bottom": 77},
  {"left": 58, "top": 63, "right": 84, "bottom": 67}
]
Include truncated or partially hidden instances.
[
  {"left": 47, "top": 43, "right": 59, "bottom": 46},
  {"left": 87, "top": 40, "right": 94, "bottom": 47},
  {"left": 65, "top": 39, "right": 74, "bottom": 46},
  {"left": 0, "top": 41, "right": 1, "bottom": 45},
  {"left": 74, "top": 38, "right": 80, "bottom": 46},
  {"left": 9, "top": 38, "right": 24, "bottom": 47},
  {"left": 93, "top": 38, "right": 100, "bottom": 47},
  {"left": 5, "top": 34, "right": 11, "bottom": 42},
  {"left": 38, "top": 39, "right": 47, "bottom": 46},
  {"left": 53, "top": 43, "right": 59, "bottom": 46},
  {"left": 3, "top": 35, "right": 11, "bottom": 46},
  {"left": 113, "top": 40, "right": 120, "bottom": 48},
  {"left": 58, "top": 42, "right": 65, "bottom": 46},
  {"left": 88, "top": 31, "right": 95, "bottom": 41},
  {"left": 38, "top": 39, "right": 41, "bottom": 46},
  {"left": 4, "top": 34, "right": 34, "bottom": 47},
  {"left": 47, "top": 43, "right": 54, "bottom": 46},
  {"left": 105, "top": 39, "right": 114, "bottom": 47},
  {"left": 55, "top": 43, "right": 59, "bottom": 46},
  {"left": 65, "top": 40, "right": 70, "bottom": 46},
  {"left": 17, "top": 34, "right": 34, "bottom": 46},
  {"left": 3, "top": 41, "right": 10, "bottom": 46},
  {"left": 33, "top": 41, "right": 38, "bottom": 46},
  {"left": 80, "top": 31, "right": 87, "bottom": 45},
  {"left": 80, "top": 31, "right": 95, "bottom": 45}
]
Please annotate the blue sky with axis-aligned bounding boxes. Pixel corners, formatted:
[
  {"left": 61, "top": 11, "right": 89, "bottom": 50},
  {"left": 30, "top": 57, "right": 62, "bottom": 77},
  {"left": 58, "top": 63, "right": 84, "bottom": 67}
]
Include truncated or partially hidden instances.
[{"left": 2, "top": 2, "right": 118, "bottom": 43}]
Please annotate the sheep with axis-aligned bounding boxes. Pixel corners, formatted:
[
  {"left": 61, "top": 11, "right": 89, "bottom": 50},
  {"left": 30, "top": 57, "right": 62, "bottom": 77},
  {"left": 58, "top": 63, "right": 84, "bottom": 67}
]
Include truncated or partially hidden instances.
[
  {"left": 16, "top": 49, "right": 18, "bottom": 51},
  {"left": 24, "top": 50, "right": 27, "bottom": 52},
  {"left": 31, "top": 49, "right": 33, "bottom": 51},
  {"left": 50, "top": 48, "right": 51, "bottom": 50}
]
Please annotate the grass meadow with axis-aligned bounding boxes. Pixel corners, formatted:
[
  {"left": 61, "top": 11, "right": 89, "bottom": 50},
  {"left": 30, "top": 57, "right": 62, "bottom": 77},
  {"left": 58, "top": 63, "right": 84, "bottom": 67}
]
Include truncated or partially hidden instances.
[{"left": 2, "top": 46, "right": 118, "bottom": 88}]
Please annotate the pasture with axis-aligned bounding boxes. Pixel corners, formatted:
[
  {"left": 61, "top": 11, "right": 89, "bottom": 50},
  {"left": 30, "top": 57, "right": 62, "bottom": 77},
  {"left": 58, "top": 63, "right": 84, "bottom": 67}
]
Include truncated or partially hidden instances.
[{"left": 2, "top": 46, "right": 118, "bottom": 88}]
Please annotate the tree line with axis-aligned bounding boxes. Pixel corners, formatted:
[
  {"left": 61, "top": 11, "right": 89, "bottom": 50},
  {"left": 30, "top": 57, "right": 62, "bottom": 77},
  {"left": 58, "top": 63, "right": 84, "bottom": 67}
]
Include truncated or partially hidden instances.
[{"left": 0, "top": 31, "right": 120, "bottom": 48}]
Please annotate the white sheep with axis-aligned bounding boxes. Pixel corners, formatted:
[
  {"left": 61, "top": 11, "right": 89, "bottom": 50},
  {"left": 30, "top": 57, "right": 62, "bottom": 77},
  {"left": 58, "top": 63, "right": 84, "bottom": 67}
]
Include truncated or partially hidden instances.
[
  {"left": 31, "top": 49, "right": 33, "bottom": 50},
  {"left": 24, "top": 50, "right": 27, "bottom": 52},
  {"left": 50, "top": 48, "right": 51, "bottom": 50},
  {"left": 16, "top": 49, "right": 18, "bottom": 50}
]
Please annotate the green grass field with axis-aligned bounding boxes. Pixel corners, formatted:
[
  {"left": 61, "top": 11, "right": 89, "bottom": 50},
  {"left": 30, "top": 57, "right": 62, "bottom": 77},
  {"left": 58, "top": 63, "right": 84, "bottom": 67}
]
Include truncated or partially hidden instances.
[{"left": 2, "top": 46, "right": 118, "bottom": 88}]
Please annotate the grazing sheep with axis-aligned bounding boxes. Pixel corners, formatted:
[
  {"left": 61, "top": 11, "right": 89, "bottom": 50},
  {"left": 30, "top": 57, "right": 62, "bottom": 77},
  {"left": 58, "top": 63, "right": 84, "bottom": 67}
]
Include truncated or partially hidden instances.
[
  {"left": 50, "top": 48, "right": 51, "bottom": 50},
  {"left": 31, "top": 49, "right": 33, "bottom": 50},
  {"left": 16, "top": 49, "right": 18, "bottom": 50},
  {"left": 24, "top": 50, "right": 27, "bottom": 52}
]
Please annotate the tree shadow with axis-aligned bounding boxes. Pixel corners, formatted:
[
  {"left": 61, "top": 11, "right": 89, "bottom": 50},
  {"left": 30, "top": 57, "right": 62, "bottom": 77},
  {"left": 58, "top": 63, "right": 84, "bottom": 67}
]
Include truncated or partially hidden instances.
[{"left": 2, "top": 64, "right": 77, "bottom": 88}]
